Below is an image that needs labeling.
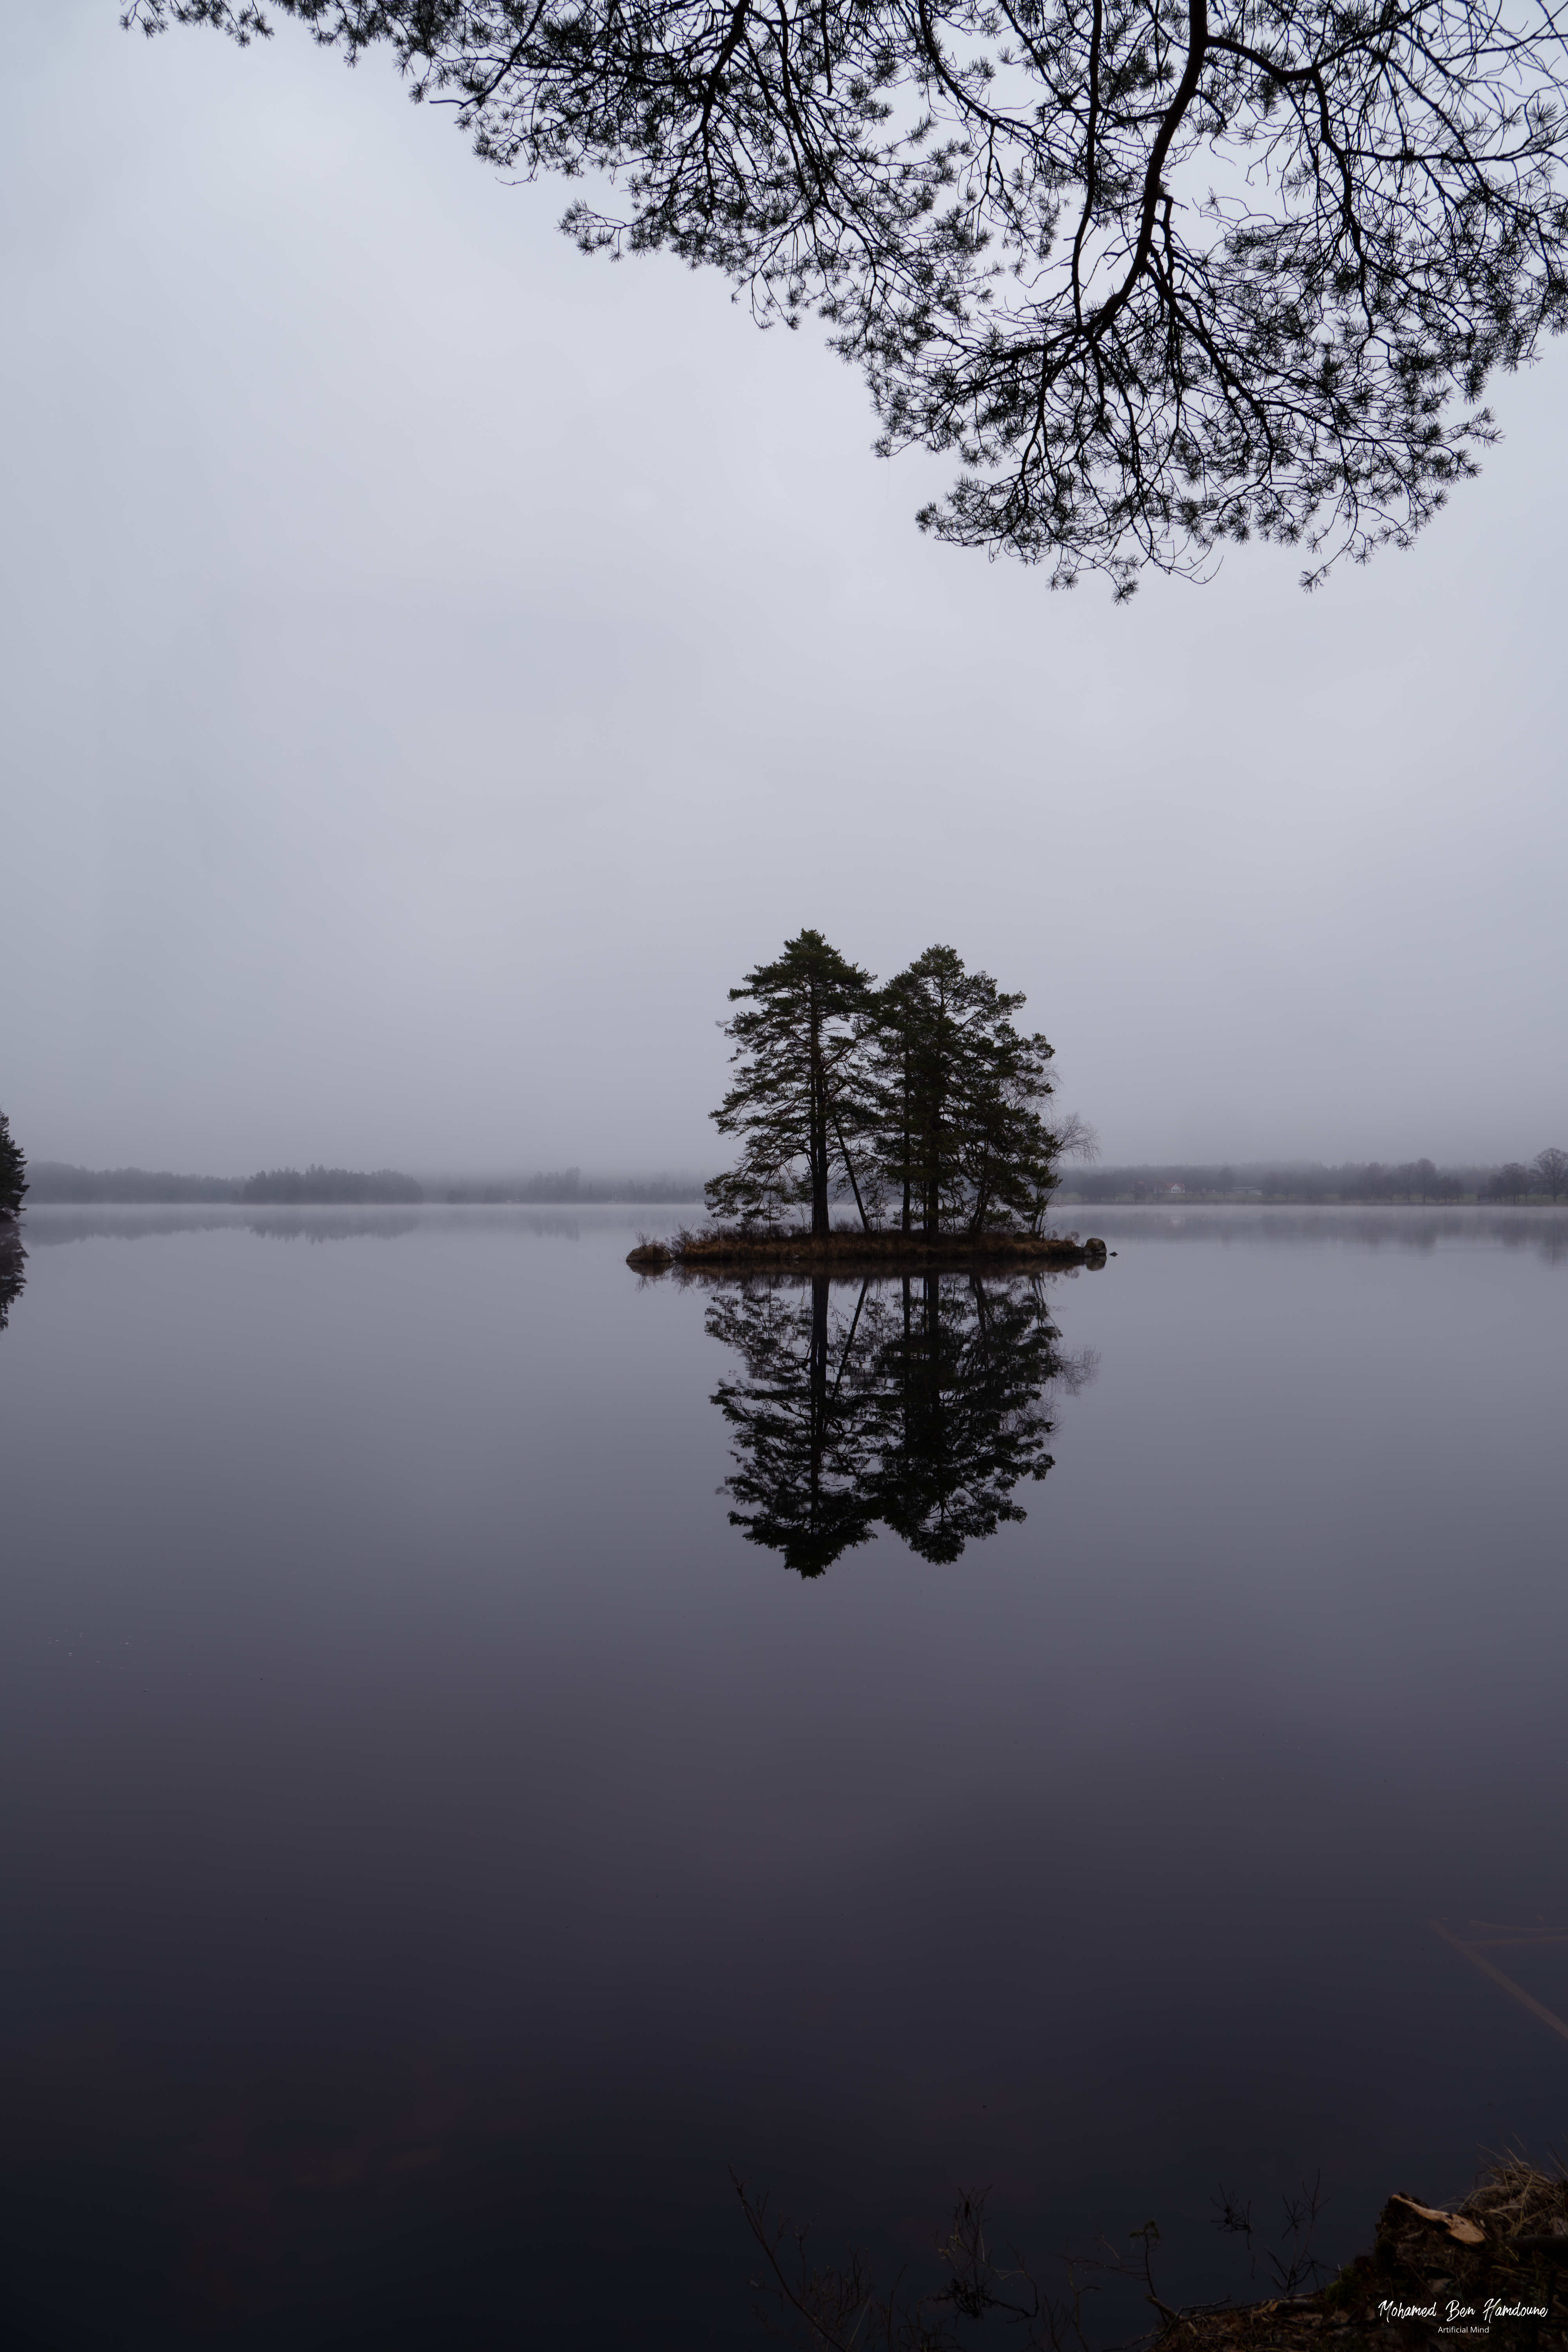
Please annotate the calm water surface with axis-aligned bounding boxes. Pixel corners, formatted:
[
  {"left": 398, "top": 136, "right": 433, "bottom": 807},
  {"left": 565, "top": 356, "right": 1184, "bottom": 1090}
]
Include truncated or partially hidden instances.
[{"left": 1, "top": 1206, "right": 1565, "bottom": 2347}]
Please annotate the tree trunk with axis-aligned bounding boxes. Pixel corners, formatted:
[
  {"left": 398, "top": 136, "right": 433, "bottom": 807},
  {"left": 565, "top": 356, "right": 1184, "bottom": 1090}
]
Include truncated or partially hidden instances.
[
  {"left": 811, "top": 1123, "right": 830, "bottom": 1235},
  {"left": 970, "top": 1144, "right": 991, "bottom": 1235},
  {"left": 924, "top": 1107, "right": 941, "bottom": 1238},
  {"left": 808, "top": 974, "right": 830, "bottom": 1236},
  {"left": 922, "top": 1020, "right": 945, "bottom": 1237},
  {"left": 832, "top": 1106, "right": 871, "bottom": 1231}
]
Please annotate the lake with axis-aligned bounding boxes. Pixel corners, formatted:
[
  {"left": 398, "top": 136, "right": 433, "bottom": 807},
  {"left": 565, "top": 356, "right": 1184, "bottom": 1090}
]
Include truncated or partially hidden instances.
[{"left": 2, "top": 1205, "right": 1565, "bottom": 2347}]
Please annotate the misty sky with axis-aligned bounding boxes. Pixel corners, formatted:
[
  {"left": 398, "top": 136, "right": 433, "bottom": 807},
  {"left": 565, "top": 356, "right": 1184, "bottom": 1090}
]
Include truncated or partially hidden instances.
[{"left": 4, "top": 0, "right": 1565, "bottom": 1174}]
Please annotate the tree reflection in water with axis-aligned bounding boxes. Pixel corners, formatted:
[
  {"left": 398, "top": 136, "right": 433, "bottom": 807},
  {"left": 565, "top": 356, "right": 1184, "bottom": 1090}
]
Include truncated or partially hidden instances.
[
  {"left": 706, "top": 1272, "right": 1094, "bottom": 1575},
  {"left": 0, "top": 1226, "right": 24, "bottom": 1333}
]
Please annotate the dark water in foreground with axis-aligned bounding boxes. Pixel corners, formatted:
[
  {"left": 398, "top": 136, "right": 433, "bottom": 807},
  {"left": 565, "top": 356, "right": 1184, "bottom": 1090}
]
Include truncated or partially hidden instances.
[{"left": 1, "top": 1205, "right": 1565, "bottom": 2348}]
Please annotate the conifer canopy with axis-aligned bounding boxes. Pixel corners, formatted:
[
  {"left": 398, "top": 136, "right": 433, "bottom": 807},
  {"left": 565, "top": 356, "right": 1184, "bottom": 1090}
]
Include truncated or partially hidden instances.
[
  {"left": 707, "top": 930, "right": 875, "bottom": 1238},
  {"left": 706, "top": 935, "right": 1064, "bottom": 1236}
]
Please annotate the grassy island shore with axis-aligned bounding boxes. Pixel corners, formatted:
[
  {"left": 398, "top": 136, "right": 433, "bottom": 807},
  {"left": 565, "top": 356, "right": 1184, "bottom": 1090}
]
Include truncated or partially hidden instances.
[{"left": 626, "top": 1227, "right": 1109, "bottom": 1274}]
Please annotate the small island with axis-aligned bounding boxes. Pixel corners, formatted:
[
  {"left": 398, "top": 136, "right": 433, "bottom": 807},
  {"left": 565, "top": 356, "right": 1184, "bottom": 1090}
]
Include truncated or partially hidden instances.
[
  {"left": 628, "top": 931, "right": 1106, "bottom": 1277},
  {"left": 628, "top": 1227, "right": 1107, "bottom": 1273}
]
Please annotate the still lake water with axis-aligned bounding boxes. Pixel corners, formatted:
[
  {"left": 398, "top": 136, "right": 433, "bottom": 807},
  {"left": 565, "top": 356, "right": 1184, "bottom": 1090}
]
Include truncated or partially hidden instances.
[{"left": 2, "top": 1204, "right": 1565, "bottom": 2347}]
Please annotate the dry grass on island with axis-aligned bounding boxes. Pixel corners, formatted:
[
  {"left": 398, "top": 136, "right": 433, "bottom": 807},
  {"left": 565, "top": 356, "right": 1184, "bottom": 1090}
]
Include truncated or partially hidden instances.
[{"left": 626, "top": 1225, "right": 1110, "bottom": 1274}]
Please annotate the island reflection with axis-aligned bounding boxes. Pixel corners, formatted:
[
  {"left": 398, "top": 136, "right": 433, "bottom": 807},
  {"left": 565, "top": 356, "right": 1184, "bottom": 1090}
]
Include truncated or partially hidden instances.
[{"left": 705, "top": 1271, "right": 1095, "bottom": 1574}]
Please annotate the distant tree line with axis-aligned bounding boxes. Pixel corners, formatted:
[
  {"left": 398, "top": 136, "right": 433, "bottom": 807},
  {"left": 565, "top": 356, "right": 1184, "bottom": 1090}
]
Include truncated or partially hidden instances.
[
  {"left": 27, "top": 1162, "right": 425, "bottom": 1206},
  {"left": 1063, "top": 1151, "right": 1568, "bottom": 1206},
  {"left": 437, "top": 1171, "right": 704, "bottom": 1205},
  {"left": 27, "top": 1162, "right": 243, "bottom": 1204},
  {"left": 18, "top": 1133, "right": 1566, "bottom": 1215},
  {"left": 23, "top": 1162, "right": 704, "bottom": 1207},
  {"left": 1486, "top": 1148, "right": 1568, "bottom": 1203},
  {"left": 707, "top": 932, "right": 1085, "bottom": 1240},
  {"left": 241, "top": 1167, "right": 425, "bottom": 1205}
]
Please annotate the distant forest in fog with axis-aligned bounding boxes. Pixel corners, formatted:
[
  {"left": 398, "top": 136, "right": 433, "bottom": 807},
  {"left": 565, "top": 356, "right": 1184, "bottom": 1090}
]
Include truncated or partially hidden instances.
[
  {"left": 1059, "top": 1155, "right": 1568, "bottom": 1204},
  {"left": 21, "top": 1156, "right": 1567, "bottom": 1206},
  {"left": 25, "top": 1163, "right": 707, "bottom": 1206}
]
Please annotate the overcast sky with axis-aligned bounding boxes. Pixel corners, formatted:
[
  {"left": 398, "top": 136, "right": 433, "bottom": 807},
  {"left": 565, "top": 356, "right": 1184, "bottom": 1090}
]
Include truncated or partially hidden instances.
[{"left": 4, "top": 0, "right": 1565, "bottom": 1174}]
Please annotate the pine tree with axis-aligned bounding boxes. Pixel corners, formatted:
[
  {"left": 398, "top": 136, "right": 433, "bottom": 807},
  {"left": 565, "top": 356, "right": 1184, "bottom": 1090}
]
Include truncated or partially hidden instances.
[
  {"left": 869, "top": 947, "right": 1058, "bottom": 1236},
  {"left": 0, "top": 1108, "right": 27, "bottom": 1218},
  {"left": 866, "top": 967, "right": 926, "bottom": 1235},
  {"left": 706, "top": 931, "right": 875, "bottom": 1236}
]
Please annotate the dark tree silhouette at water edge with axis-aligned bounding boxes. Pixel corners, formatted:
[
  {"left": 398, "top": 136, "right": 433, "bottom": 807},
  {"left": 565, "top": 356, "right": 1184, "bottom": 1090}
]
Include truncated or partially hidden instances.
[
  {"left": 0, "top": 1107, "right": 27, "bottom": 1333},
  {"left": 0, "top": 1109, "right": 27, "bottom": 1218}
]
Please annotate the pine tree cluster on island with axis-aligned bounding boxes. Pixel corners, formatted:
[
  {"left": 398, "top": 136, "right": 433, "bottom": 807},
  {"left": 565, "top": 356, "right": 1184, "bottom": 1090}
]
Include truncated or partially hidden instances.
[{"left": 704, "top": 932, "right": 1086, "bottom": 1241}]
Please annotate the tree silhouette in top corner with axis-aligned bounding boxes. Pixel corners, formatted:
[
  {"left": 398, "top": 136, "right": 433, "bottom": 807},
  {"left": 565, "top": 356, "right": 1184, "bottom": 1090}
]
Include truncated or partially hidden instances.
[{"left": 131, "top": 0, "right": 1568, "bottom": 594}]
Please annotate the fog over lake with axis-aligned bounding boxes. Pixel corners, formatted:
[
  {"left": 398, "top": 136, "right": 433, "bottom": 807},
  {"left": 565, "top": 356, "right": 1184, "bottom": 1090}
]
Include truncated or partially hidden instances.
[
  {"left": 2, "top": 1207, "right": 1564, "bottom": 2345},
  {"left": 4, "top": 2, "right": 1568, "bottom": 2343},
  {"left": 2, "top": 1, "right": 1566, "bottom": 1176}
]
